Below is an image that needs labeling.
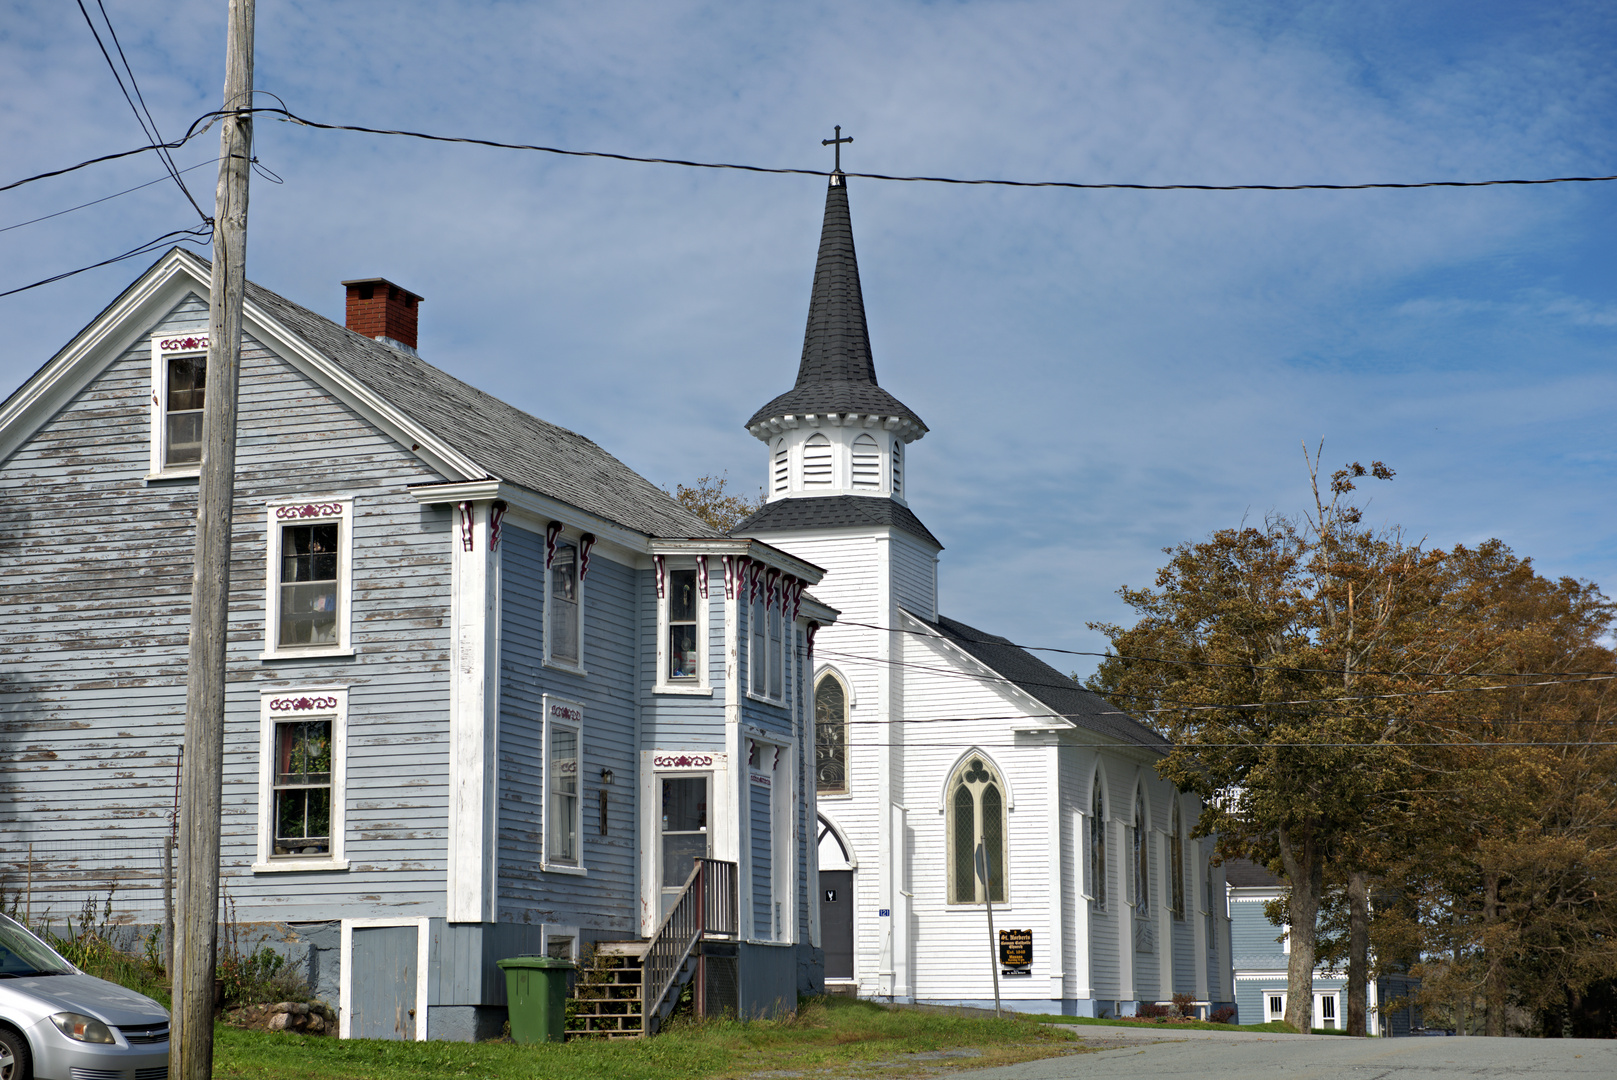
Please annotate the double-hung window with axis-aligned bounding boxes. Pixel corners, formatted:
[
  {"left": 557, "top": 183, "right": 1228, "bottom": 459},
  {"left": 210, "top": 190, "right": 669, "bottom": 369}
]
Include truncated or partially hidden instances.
[
  {"left": 547, "top": 539, "right": 582, "bottom": 668},
  {"left": 750, "top": 593, "right": 768, "bottom": 696},
  {"left": 655, "top": 560, "right": 709, "bottom": 693},
  {"left": 254, "top": 689, "right": 347, "bottom": 871},
  {"left": 149, "top": 333, "right": 209, "bottom": 477},
  {"left": 543, "top": 696, "right": 585, "bottom": 872},
  {"left": 749, "top": 592, "right": 788, "bottom": 703},
  {"left": 263, "top": 499, "right": 354, "bottom": 659}
]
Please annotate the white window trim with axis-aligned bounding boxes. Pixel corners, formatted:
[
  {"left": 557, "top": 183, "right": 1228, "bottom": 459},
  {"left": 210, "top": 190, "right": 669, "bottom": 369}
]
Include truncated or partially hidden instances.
[
  {"left": 147, "top": 332, "right": 207, "bottom": 481},
  {"left": 655, "top": 557, "right": 711, "bottom": 696},
  {"left": 260, "top": 497, "right": 356, "bottom": 660},
  {"left": 1265, "top": 990, "right": 1287, "bottom": 1023},
  {"left": 339, "top": 917, "right": 429, "bottom": 1040},
  {"left": 253, "top": 687, "right": 349, "bottom": 872},
  {"left": 543, "top": 536, "right": 587, "bottom": 675},
  {"left": 542, "top": 695, "right": 587, "bottom": 875},
  {"left": 745, "top": 738, "right": 796, "bottom": 944},
  {"left": 745, "top": 594, "right": 792, "bottom": 706}
]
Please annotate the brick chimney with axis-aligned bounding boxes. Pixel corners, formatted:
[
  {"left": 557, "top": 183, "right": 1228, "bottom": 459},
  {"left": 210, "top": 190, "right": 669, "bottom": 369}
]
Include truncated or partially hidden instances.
[{"left": 342, "top": 278, "right": 422, "bottom": 353}]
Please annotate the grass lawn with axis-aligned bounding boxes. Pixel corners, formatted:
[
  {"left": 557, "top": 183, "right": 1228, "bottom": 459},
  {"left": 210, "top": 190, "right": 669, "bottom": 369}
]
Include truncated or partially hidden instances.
[{"left": 212, "top": 997, "right": 1088, "bottom": 1080}]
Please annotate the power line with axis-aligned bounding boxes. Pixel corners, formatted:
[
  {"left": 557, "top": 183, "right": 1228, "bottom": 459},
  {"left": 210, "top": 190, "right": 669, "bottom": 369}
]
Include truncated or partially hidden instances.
[
  {"left": 834, "top": 619, "right": 1617, "bottom": 681},
  {"left": 0, "top": 159, "right": 216, "bottom": 235},
  {"left": 73, "top": 0, "right": 207, "bottom": 222},
  {"left": 0, "top": 225, "right": 212, "bottom": 299},
  {"left": 267, "top": 109, "right": 1617, "bottom": 192}
]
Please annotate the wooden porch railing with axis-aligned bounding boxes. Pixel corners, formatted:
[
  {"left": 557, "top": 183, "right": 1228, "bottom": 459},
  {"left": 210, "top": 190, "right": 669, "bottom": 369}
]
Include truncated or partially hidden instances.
[{"left": 642, "top": 858, "right": 737, "bottom": 1028}]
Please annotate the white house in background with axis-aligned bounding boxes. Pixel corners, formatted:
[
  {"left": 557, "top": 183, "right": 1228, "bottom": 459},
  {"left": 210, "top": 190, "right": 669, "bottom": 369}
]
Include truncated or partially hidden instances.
[{"left": 732, "top": 169, "right": 1237, "bottom": 1017}]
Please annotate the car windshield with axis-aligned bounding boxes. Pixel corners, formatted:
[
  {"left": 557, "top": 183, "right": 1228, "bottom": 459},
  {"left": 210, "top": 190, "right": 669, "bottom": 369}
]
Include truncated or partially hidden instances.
[{"left": 0, "top": 914, "right": 74, "bottom": 977}]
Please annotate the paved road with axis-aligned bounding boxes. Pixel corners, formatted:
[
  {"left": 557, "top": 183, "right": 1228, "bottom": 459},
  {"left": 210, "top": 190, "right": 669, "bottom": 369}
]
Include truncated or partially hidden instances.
[{"left": 960, "top": 1028, "right": 1617, "bottom": 1080}]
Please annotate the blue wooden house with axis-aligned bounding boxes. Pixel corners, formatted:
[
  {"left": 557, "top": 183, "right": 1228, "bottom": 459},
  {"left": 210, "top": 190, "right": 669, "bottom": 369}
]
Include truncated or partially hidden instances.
[
  {"left": 1225, "top": 858, "right": 1419, "bottom": 1035},
  {"left": 0, "top": 250, "right": 838, "bottom": 1039}
]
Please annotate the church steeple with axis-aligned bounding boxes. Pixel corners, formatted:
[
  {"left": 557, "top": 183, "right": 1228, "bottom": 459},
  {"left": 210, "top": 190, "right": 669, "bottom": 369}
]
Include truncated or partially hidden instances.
[{"left": 745, "top": 172, "right": 926, "bottom": 441}]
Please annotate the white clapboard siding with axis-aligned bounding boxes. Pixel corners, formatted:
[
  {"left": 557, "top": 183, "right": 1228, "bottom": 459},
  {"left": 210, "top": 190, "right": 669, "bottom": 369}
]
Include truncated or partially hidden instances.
[{"left": 888, "top": 533, "right": 937, "bottom": 621}]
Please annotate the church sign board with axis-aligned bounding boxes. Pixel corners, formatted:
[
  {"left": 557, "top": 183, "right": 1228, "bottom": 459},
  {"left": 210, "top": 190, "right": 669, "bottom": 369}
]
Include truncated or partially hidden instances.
[{"left": 999, "top": 929, "right": 1032, "bottom": 976}]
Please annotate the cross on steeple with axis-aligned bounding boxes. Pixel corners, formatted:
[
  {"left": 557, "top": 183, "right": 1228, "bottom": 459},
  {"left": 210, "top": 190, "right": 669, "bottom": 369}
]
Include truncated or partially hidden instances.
[{"left": 822, "top": 125, "right": 853, "bottom": 173}]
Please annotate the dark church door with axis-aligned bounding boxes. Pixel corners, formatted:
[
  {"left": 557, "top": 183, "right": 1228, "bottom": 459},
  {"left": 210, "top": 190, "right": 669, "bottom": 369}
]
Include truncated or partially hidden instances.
[{"left": 819, "top": 870, "right": 854, "bottom": 980}]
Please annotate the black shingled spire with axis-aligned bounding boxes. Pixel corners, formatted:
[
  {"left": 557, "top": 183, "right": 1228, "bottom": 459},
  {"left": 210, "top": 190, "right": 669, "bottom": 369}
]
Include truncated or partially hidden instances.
[{"left": 745, "top": 174, "right": 926, "bottom": 435}]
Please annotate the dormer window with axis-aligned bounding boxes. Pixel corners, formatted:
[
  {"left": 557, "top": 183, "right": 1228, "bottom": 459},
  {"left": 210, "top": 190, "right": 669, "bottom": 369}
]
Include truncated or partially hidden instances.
[
  {"left": 773, "top": 439, "right": 788, "bottom": 493},
  {"left": 851, "top": 434, "right": 879, "bottom": 488},
  {"left": 149, "top": 333, "right": 209, "bottom": 477},
  {"left": 803, "top": 433, "right": 833, "bottom": 485}
]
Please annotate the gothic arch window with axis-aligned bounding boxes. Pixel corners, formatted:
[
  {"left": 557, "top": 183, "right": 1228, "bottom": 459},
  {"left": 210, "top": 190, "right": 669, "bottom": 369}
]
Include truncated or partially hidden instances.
[
  {"left": 1170, "top": 798, "right": 1185, "bottom": 918},
  {"left": 1089, "top": 777, "right": 1107, "bottom": 909},
  {"left": 892, "top": 440, "right": 903, "bottom": 497},
  {"left": 803, "top": 433, "right": 833, "bottom": 485},
  {"left": 948, "top": 754, "right": 1007, "bottom": 904},
  {"left": 773, "top": 438, "right": 788, "bottom": 493},
  {"left": 1133, "top": 789, "right": 1150, "bottom": 914},
  {"left": 814, "top": 670, "right": 849, "bottom": 794},
  {"left": 851, "top": 434, "right": 880, "bottom": 488}
]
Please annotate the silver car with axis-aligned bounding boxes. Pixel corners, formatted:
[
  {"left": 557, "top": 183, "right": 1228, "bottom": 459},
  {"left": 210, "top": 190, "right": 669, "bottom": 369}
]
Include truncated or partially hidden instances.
[{"left": 0, "top": 913, "right": 169, "bottom": 1080}]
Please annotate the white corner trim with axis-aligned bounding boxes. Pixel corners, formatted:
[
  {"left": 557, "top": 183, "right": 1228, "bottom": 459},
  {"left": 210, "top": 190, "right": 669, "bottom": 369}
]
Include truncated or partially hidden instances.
[{"left": 339, "top": 917, "right": 431, "bottom": 1041}]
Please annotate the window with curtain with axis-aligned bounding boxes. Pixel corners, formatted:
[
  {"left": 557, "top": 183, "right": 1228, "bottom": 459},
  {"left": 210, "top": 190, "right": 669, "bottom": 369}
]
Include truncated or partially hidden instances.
[
  {"left": 814, "top": 672, "right": 848, "bottom": 793},
  {"left": 1134, "top": 792, "right": 1149, "bottom": 914},
  {"left": 851, "top": 433, "right": 880, "bottom": 487},
  {"left": 803, "top": 433, "right": 833, "bottom": 485},
  {"left": 1170, "top": 799, "right": 1185, "bottom": 918},
  {"left": 1090, "top": 782, "right": 1107, "bottom": 909},
  {"left": 947, "top": 755, "right": 1007, "bottom": 904}
]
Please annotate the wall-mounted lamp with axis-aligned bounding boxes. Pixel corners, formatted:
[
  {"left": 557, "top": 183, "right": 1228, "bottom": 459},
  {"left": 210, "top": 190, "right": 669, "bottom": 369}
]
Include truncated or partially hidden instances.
[{"left": 600, "top": 768, "right": 614, "bottom": 785}]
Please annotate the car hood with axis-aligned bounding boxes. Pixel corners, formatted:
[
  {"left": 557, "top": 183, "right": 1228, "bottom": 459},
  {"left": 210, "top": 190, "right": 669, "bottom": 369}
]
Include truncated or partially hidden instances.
[{"left": 5, "top": 973, "right": 168, "bottom": 1027}]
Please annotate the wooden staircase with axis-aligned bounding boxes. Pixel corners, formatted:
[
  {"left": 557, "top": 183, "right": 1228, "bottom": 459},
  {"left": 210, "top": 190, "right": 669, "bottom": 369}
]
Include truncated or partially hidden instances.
[{"left": 569, "top": 859, "right": 738, "bottom": 1039}]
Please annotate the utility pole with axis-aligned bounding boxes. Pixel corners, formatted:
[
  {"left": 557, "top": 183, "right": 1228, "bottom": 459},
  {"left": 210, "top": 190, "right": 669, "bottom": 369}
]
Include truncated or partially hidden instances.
[
  {"left": 976, "top": 841, "right": 1002, "bottom": 1018},
  {"left": 172, "top": 2, "right": 252, "bottom": 1078}
]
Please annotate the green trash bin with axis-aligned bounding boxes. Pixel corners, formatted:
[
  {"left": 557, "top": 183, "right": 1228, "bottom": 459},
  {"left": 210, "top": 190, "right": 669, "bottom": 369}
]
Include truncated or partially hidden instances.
[{"left": 498, "top": 955, "right": 575, "bottom": 1044}]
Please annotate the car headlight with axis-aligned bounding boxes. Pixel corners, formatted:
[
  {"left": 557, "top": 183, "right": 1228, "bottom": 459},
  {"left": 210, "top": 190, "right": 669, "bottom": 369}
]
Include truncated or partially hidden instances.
[{"left": 49, "top": 1012, "right": 116, "bottom": 1044}]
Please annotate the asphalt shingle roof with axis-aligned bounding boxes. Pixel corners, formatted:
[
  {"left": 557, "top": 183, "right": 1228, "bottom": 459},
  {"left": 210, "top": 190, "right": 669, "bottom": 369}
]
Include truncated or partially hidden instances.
[
  {"left": 246, "top": 278, "right": 720, "bottom": 540},
  {"left": 745, "top": 176, "right": 925, "bottom": 432},
  {"left": 731, "top": 494, "right": 942, "bottom": 548},
  {"left": 915, "top": 613, "right": 1170, "bottom": 751},
  {"left": 1222, "top": 857, "right": 1283, "bottom": 889}
]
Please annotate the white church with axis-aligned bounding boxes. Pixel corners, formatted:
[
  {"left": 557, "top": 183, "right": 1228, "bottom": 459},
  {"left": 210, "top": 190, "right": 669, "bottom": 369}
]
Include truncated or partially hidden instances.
[{"left": 733, "top": 169, "right": 1237, "bottom": 1017}]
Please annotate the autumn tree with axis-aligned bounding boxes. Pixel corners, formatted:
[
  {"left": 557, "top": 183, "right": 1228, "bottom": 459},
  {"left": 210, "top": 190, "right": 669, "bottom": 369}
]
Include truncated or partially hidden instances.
[{"left": 669, "top": 472, "right": 762, "bottom": 533}]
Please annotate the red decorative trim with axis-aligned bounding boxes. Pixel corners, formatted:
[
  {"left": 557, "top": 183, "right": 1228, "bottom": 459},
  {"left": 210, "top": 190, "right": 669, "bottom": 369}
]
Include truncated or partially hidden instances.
[
  {"left": 765, "top": 567, "right": 781, "bottom": 612},
  {"left": 654, "top": 553, "right": 666, "bottom": 599},
  {"left": 652, "top": 753, "right": 713, "bottom": 768},
  {"left": 749, "top": 562, "right": 763, "bottom": 605},
  {"left": 275, "top": 502, "right": 343, "bottom": 520},
  {"left": 579, "top": 533, "right": 597, "bottom": 579},
  {"left": 545, "top": 521, "right": 563, "bottom": 569},
  {"left": 489, "top": 501, "right": 508, "bottom": 551},
  {"left": 696, "top": 554, "right": 709, "bottom": 599},
  {"left": 458, "top": 501, "right": 474, "bottom": 552},
  {"left": 807, "top": 621, "right": 819, "bottom": 659},
  {"left": 158, "top": 335, "right": 209, "bottom": 352},
  {"left": 773, "top": 745, "right": 782, "bottom": 771},
  {"left": 268, "top": 695, "right": 339, "bottom": 712},
  {"left": 722, "top": 554, "right": 735, "bottom": 599},
  {"left": 790, "top": 578, "right": 804, "bottom": 622},
  {"left": 548, "top": 701, "right": 584, "bottom": 723}
]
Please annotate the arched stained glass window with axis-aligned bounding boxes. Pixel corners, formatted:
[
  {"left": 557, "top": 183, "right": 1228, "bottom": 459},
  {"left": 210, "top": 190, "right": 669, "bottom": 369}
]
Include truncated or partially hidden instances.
[
  {"left": 1134, "top": 792, "right": 1149, "bottom": 914},
  {"left": 851, "top": 434, "right": 880, "bottom": 487},
  {"left": 947, "top": 755, "right": 1007, "bottom": 903},
  {"left": 1170, "top": 799, "right": 1185, "bottom": 918},
  {"left": 803, "top": 433, "right": 833, "bottom": 485},
  {"left": 814, "top": 671, "right": 849, "bottom": 794},
  {"left": 1090, "top": 781, "right": 1107, "bottom": 909}
]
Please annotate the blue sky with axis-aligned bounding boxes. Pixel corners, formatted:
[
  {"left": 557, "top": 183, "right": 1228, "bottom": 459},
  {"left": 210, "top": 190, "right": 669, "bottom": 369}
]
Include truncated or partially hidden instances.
[{"left": 4, "top": 1, "right": 1615, "bottom": 672}]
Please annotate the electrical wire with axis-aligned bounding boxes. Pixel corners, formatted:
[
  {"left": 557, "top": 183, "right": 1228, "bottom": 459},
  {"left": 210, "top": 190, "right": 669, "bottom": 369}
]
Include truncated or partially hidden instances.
[
  {"left": 75, "top": 0, "right": 207, "bottom": 222},
  {"left": 266, "top": 109, "right": 1617, "bottom": 192},
  {"left": 0, "top": 225, "right": 212, "bottom": 299},
  {"left": 0, "top": 159, "right": 216, "bottom": 235},
  {"left": 834, "top": 619, "right": 1617, "bottom": 681}
]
